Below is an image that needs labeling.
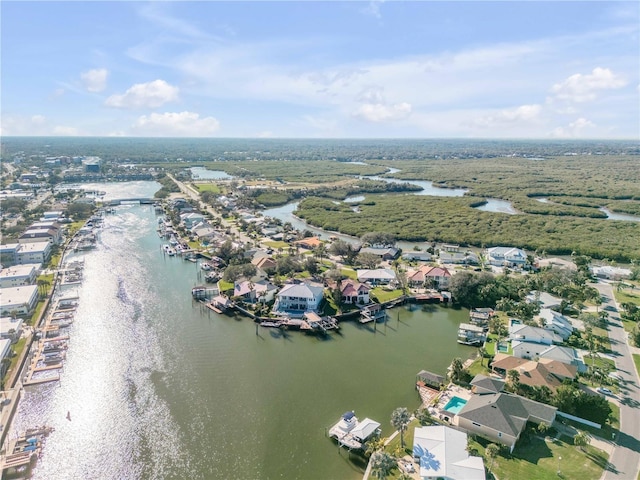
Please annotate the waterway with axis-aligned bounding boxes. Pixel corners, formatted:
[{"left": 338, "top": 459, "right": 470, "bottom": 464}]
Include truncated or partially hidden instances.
[{"left": 12, "top": 181, "right": 474, "bottom": 480}]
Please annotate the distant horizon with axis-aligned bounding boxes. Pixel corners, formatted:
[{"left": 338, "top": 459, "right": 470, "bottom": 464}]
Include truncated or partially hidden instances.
[{"left": 2, "top": 2, "right": 638, "bottom": 139}]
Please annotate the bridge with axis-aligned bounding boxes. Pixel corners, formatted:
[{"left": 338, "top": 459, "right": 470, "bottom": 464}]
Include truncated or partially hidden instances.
[{"left": 103, "top": 198, "right": 156, "bottom": 206}]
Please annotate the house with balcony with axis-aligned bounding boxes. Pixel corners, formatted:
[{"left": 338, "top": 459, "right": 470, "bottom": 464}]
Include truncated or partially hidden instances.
[
  {"left": 272, "top": 282, "right": 324, "bottom": 317},
  {"left": 486, "top": 246, "right": 528, "bottom": 268}
]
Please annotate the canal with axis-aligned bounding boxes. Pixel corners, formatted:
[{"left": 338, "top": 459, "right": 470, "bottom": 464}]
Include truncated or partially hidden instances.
[{"left": 11, "top": 182, "right": 475, "bottom": 480}]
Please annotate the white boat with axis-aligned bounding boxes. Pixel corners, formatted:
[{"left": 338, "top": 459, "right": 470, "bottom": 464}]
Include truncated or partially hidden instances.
[{"left": 328, "top": 411, "right": 381, "bottom": 450}]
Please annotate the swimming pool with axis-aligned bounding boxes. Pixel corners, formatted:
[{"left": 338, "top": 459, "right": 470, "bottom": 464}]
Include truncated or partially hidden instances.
[{"left": 443, "top": 396, "right": 468, "bottom": 415}]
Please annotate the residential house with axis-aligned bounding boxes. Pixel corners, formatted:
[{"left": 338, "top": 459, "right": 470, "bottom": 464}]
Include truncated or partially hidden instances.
[
  {"left": 537, "top": 308, "right": 574, "bottom": 340},
  {"left": 470, "top": 374, "right": 505, "bottom": 395},
  {"left": 233, "top": 280, "right": 277, "bottom": 303},
  {"left": 192, "top": 225, "right": 219, "bottom": 243},
  {"left": 180, "top": 212, "right": 206, "bottom": 230},
  {"left": 486, "top": 246, "right": 528, "bottom": 268},
  {"left": 537, "top": 345, "right": 586, "bottom": 372},
  {"left": 340, "top": 279, "right": 370, "bottom": 305},
  {"left": 407, "top": 265, "right": 452, "bottom": 290},
  {"left": 535, "top": 257, "right": 577, "bottom": 271},
  {"left": 469, "top": 308, "right": 495, "bottom": 328},
  {"left": 509, "top": 322, "right": 562, "bottom": 346},
  {"left": 294, "top": 237, "right": 323, "bottom": 250},
  {"left": 591, "top": 266, "right": 632, "bottom": 280},
  {"left": 0, "top": 285, "right": 39, "bottom": 316},
  {"left": 402, "top": 251, "right": 433, "bottom": 262},
  {"left": 439, "top": 251, "right": 479, "bottom": 265},
  {"left": 490, "top": 353, "right": 577, "bottom": 391},
  {"left": 457, "top": 323, "right": 486, "bottom": 346},
  {"left": 455, "top": 392, "right": 557, "bottom": 452},
  {"left": 526, "top": 291, "right": 563, "bottom": 311},
  {"left": 413, "top": 426, "right": 486, "bottom": 480},
  {"left": 272, "top": 282, "right": 324, "bottom": 316},
  {"left": 251, "top": 256, "right": 277, "bottom": 271},
  {"left": 358, "top": 246, "right": 400, "bottom": 261},
  {"left": 42, "top": 211, "right": 64, "bottom": 220},
  {"left": 0, "top": 264, "right": 39, "bottom": 288},
  {"left": 357, "top": 268, "right": 396, "bottom": 286}
]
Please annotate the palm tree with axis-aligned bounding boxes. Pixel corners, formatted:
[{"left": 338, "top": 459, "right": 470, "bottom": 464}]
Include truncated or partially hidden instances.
[
  {"left": 507, "top": 369, "right": 521, "bottom": 392},
  {"left": 449, "top": 357, "right": 464, "bottom": 383},
  {"left": 390, "top": 407, "right": 411, "bottom": 449},
  {"left": 370, "top": 451, "right": 396, "bottom": 480},
  {"left": 573, "top": 430, "right": 590, "bottom": 452},
  {"left": 485, "top": 443, "right": 500, "bottom": 473},
  {"left": 364, "top": 437, "right": 385, "bottom": 458}
]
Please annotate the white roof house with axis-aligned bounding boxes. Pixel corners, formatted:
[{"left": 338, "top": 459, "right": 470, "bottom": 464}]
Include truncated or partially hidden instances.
[
  {"left": 15, "top": 242, "right": 51, "bottom": 265},
  {"left": 413, "top": 426, "right": 485, "bottom": 480},
  {"left": 591, "top": 266, "right": 632, "bottom": 280},
  {"left": 508, "top": 322, "right": 562, "bottom": 346},
  {"left": 537, "top": 308, "right": 574, "bottom": 340},
  {"left": 486, "top": 246, "right": 527, "bottom": 267},
  {"left": 350, "top": 418, "right": 381, "bottom": 443},
  {"left": 272, "top": 282, "right": 324, "bottom": 316},
  {"left": 356, "top": 268, "right": 396, "bottom": 285},
  {"left": 0, "top": 316, "right": 24, "bottom": 339},
  {"left": 0, "top": 339, "right": 11, "bottom": 360},
  {"left": 526, "top": 291, "right": 563, "bottom": 311}
]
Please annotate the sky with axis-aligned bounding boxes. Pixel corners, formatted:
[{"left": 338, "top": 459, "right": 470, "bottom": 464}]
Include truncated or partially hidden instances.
[{"left": 1, "top": 1, "right": 639, "bottom": 139}]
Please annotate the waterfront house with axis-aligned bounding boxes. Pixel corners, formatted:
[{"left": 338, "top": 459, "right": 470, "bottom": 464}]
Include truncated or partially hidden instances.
[
  {"left": 508, "top": 322, "right": 562, "bottom": 346},
  {"left": 19, "top": 227, "right": 61, "bottom": 245},
  {"left": 407, "top": 265, "right": 451, "bottom": 290},
  {"left": 470, "top": 374, "right": 505, "bottom": 395},
  {"left": 486, "top": 246, "right": 528, "bottom": 268},
  {"left": 536, "top": 345, "right": 586, "bottom": 372},
  {"left": 14, "top": 242, "right": 52, "bottom": 265},
  {"left": 0, "top": 285, "right": 39, "bottom": 316},
  {"left": 180, "top": 212, "right": 206, "bottom": 230},
  {"left": 233, "top": 280, "right": 277, "bottom": 304},
  {"left": 0, "top": 264, "right": 39, "bottom": 288},
  {"left": 359, "top": 246, "right": 400, "bottom": 261},
  {"left": 272, "top": 282, "right": 324, "bottom": 316},
  {"left": 356, "top": 268, "right": 396, "bottom": 286},
  {"left": 340, "top": 279, "right": 370, "bottom": 305},
  {"left": 469, "top": 308, "right": 494, "bottom": 328},
  {"left": 537, "top": 308, "right": 574, "bottom": 340},
  {"left": 455, "top": 392, "right": 557, "bottom": 453},
  {"left": 413, "top": 426, "right": 486, "bottom": 480},
  {"left": 490, "top": 353, "right": 577, "bottom": 391},
  {"left": 457, "top": 323, "right": 486, "bottom": 346}
]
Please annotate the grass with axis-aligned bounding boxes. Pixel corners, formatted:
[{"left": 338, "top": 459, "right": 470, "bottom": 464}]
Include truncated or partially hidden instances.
[
  {"left": 370, "top": 287, "right": 404, "bottom": 303},
  {"left": 467, "top": 356, "right": 491, "bottom": 377},
  {"left": 218, "top": 280, "right": 234, "bottom": 293},
  {"left": 262, "top": 240, "right": 289, "bottom": 249},
  {"left": 7, "top": 337, "right": 27, "bottom": 377},
  {"left": 484, "top": 334, "right": 512, "bottom": 356},
  {"left": 340, "top": 267, "right": 357, "bottom": 280},
  {"left": 593, "top": 326, "right": 612, "bottom": 352},
  {"left": 634, "top": 354, "right": 640, "bottom": 378},
  {"left": 384, "top": 418, "right": 420, "bottom": 458},
  {"left": 188, "top": 240, "right": 200, "bottom": 249},
  {"left": 193, "top": 183, "right": 221, "bottom": 194},
  {"left": 469, "top": 432, "right": 608, "bottom": 480},
  {"left": 613, "top": 287, "right": 640, "bottom": 307}
]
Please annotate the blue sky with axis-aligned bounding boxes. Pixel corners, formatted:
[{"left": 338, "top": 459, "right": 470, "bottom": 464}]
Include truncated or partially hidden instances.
[{"left": 2, "top": 1, "right": 638, "bottom": 138}]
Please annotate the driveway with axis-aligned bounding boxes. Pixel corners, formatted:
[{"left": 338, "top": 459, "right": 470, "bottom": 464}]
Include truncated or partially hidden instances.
[{"left": 595, "top": 282, "right": 640, "bottom": 480}]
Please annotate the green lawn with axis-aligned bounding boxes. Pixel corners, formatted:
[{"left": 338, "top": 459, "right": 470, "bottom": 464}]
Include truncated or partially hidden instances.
[
  {"left": 218, "top": 280, "right": 234, "bottom": 293},
  {"left": 469, "top": 433, "right": 608, "bottom": 480},
  {"left": 634, "top": 354, "right": 640, "bottom": 378},
  {"left": 593, "top": 326, "right": 612, "bottom": 352},
  {"left": 370, "top": 287, "right": 404, "bottom": 303},
  {"left": 340, "top": 267, "right": 357, "bottom": 280},
  {"left": 384, "top": 418, "right": 420, "bottom": 458},
  {"left": 467, "top": 357, "right": 491, "bottom": 377},
  {"left": 262, "top": 240, "right": 289, "bottom": 249},
  {"left": 614, "top": 288, "right": 640, "bottom": 307},
  {"left": 484, "top": 334, "right": 512, "bottom": 356},
  {"left": 193, "top": 183, "right": 221, "bottom": 194}
]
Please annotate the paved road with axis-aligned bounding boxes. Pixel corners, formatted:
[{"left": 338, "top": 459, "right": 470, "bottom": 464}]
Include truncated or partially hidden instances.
[{"left": 595, "top": 282, "right": 640, "bottom": 480}]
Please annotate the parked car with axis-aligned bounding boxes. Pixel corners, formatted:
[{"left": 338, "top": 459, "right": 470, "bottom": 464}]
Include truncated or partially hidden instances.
[{"left": 596, "top": 387, "right": 613, "bottom": 396}]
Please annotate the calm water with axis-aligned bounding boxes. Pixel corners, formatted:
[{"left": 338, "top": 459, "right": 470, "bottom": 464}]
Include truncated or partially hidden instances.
[
  {"left": 13, "top": 182, "right": 474, "bottom": 480},
  {"left": 474, "top": 198, "right": 519, "bottom": 215}
]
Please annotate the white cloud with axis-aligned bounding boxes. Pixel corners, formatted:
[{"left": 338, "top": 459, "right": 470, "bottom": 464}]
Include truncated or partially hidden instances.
[
  {"left": 353, "top": 102, "right": 412, "bottom": 123},
  {"left": 132, "top": 111, "right": 220, "bottom": 136},
  {"left": 105, "top": 79, "right": 179, "bottom": 109},
  {"left": 551, "top": 117, "right": 596, "bottom": 138},
  {"left": 551, "top": 67, "right": 627, "bottom": 103},
  {"left": 53, "top": 125, "right": 79, "bottom": 136},
  {"left": 31, "top": 114, "right": 46, "bottom": 125},
  {"left": 470, "top": 104, "right": 542, "bottom": 128},
  {"left": 80, "top": 68, "right": 108, "bottom": 93},
  {"left": 362, "top": 0, "right": 385, "bottom": 19}
]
